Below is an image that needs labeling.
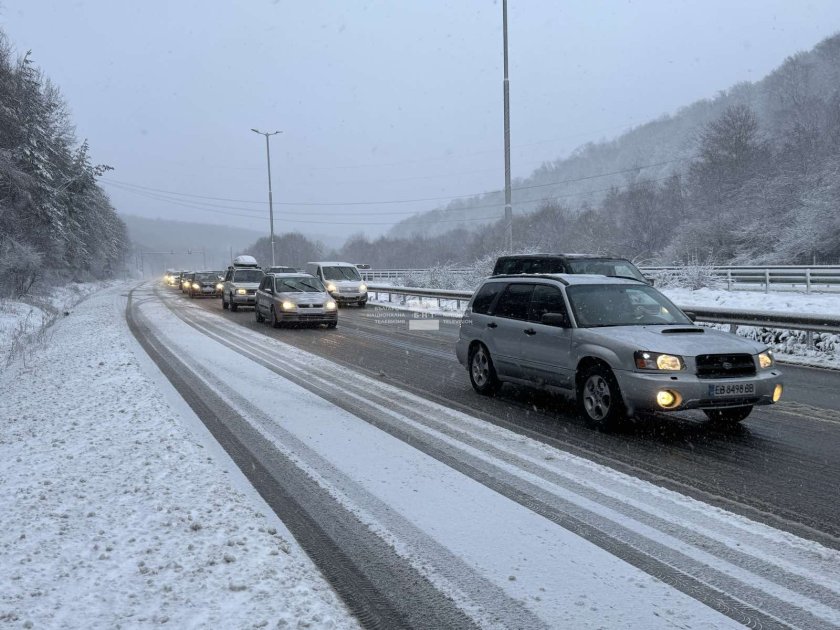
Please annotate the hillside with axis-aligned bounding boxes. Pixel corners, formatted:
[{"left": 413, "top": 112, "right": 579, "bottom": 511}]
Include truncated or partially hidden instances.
[{"left": 388, "top": 32, "right": 840, "bottom": 240}]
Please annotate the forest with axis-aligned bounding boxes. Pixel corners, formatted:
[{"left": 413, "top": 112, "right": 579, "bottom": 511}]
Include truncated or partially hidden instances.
[{"left": 0, "top": 31, "right": 127, "bottom": 297}]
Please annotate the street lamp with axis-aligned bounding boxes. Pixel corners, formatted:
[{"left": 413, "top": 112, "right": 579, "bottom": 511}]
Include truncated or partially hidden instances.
[
  {"left": 251, "top": 128, "right": 282, "bottom": 266},
  {"left": 502, "top": 0, "right": 513, "bottom": 252}
]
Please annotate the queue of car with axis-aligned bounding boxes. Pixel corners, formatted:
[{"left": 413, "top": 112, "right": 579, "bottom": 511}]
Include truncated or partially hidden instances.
[{"left": 163, "top": 252, "right": 783, "bottom": 430}]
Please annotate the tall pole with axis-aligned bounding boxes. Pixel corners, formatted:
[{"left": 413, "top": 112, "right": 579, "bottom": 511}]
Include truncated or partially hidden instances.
[
  {"left": 502, "top": 0, "right": 513, "bottom": 252},
  {"left": 251, "top": 129, "right": 282, "bottom": 267}
]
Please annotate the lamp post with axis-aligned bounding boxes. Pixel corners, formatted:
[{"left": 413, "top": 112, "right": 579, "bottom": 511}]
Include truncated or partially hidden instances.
[
  {"left": 502, "top": 0, "right": 513, "bottom": 252},
  {"left": 251, "top": 128, "right": 282, "bottom": 266}
]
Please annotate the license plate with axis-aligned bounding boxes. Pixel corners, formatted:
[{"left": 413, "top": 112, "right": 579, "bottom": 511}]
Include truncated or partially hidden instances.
[{"left": 709, "top": 383, "right": 755, "bottom": 397}]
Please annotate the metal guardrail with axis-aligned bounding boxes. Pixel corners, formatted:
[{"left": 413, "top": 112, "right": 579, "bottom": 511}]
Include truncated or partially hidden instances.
[
  {"left": 367, "top": 284, "right": 840, "bottom": 348},
  {"left": 362, "top": 266, "right": 840, "bottom": 293}
]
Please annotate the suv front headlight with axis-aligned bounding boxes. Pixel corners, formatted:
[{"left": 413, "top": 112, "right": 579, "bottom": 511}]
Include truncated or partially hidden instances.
[
  {"left": 236, "top": 288, "right": 247, "bottom": 295},
  {"left": 359, "top": 283, "right": 367, "bottom": 293},
  {"left": 634, "top": 351, "right": 684, "bottom": 371},
  {"left": 326, "top": 282, "right": 337, "bottom": 292},
  {"left": 758, "top": 350, "right": 774, "bottom": 369}
]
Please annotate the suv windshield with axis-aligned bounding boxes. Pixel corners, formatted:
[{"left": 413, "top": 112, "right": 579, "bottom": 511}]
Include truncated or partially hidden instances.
[
  {"left": 322, "top": 266, "right": 361, "bottom": 281},
  {"left": 565, "top": 258, "right": 646, "bottom": 282},
  {"left": 195, "top": 273, "right": 218, "bottom": 282},
  {"left": 275, "top": 277, "right": 325, "bottom": 293},
  {"left": 233, "top": 269, "right": 264, "bottom": 283},
  {"left": 566, "top": 284, "right": 690, "bottom": 328}
]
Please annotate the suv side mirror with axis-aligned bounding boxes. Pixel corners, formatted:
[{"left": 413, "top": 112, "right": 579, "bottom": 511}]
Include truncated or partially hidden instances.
[{"left": 541, "top": 312, "right": 569, "bottom": 328}]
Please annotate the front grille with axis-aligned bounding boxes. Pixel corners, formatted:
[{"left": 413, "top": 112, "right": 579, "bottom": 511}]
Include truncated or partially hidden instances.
[
  {"left": 298, "top": 303, "right": 323, "bottom": 309},
  {"left": 695, "top": 354, "right": 755, "bottom": 379},
  {"left": 246, "top": 289, "right": 256, "bottom": 295}
]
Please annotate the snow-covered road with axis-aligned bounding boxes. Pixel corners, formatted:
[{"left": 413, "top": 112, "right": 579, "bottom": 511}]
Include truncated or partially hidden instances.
[
  {"left": 137, "top": 283, "right": 840, "bottom": 629},
  {"left": 3, "top": 281, "right": 840, "bottom": 629}
]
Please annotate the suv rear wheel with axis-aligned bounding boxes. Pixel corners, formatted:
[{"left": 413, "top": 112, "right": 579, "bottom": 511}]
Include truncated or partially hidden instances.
[
  {"left": 222, "top": 293, "right": 229, "bottom": 310},
  {"left": 577, "top": 363, "right": 626, "bottom": 431},
  {"left": 469, "top": 344, "right": 500, "bottom": 395}
]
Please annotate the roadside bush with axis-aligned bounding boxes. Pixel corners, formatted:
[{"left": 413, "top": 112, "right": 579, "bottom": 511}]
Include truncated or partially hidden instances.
[
  {"left": 0, "top": 239, "right": 43, "bottom": 298},
  {"left": 655, "top": 257, "right": 725, "bottom": 290}
]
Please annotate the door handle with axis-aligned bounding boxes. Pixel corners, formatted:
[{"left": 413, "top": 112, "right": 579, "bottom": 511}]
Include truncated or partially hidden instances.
[
  {"left": 523, "top": 328, "right": 536, "bottom": 336},
  {"left": 486, "top": 322, "right": 498, "bottom": 329}
]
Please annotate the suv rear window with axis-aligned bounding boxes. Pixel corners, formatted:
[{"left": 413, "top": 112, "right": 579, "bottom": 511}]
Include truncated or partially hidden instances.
[
  {"left": 494, "top": 283, "right": 535, "bottom": 320},
  {"left": 471, "top": 282, "right": 504, "bottom": 314},
  {"left": 565, "top": 258, "right": 646, "bottom": 282}
]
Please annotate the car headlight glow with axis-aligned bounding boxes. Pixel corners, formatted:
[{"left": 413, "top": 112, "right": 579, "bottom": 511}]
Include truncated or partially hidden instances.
[
  {"left": 216, "top": 283, "right": 223, "bottom": 290},
  {"left": 192, "top": 282, "right": 200, "bottom": 289},
  {"left": 656, "top": 389, "right": 682, "bottom": 409},
  {"left": 359, "top": 283, "right": 367, "bottom": 292},
  {"left": 281, "top": 301, "right": 296, "bottom": 310},
  {"left": 758, "top": 351, "right": 774, "bottom": 369},
  {"left": 326, "top": 282, "right": 337, "bottom": 292},
  {"left": 325, "top": 301, "right": 336, "bottom": 310},
  {"left": 236, "top": 288, "right": 247, "bottom": 295},
  {"left": 634, "top": 351, "right": 684, "bottom": 371},
  {"left": 773, "top": 383, "right": 783, "bottom": 402}
]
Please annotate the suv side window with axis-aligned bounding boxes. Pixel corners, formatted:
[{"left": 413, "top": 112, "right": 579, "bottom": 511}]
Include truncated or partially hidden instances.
[
  {"left": 471, "top": 282, "right": 503, "bottom": 314},
  {"left": 494, "top": 283, "right": 534, "bottom": 320},
  {"left": 528, "top": 284, "right": 567, "bottom": 322}
]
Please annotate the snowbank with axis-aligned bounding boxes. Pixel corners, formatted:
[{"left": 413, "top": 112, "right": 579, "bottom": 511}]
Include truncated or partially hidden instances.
[{"left": 0, "top": 283, "right": 356, "bottom": 629}]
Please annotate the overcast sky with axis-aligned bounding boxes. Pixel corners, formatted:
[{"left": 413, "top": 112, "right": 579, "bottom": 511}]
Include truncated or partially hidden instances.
[{"left": 3, "top": 1, "right": 840, "bottom": 245}]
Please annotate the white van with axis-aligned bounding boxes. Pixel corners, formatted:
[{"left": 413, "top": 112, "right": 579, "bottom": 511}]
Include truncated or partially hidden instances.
[{"left": 305, "top": 261, "right": 368, "bottom": 306}]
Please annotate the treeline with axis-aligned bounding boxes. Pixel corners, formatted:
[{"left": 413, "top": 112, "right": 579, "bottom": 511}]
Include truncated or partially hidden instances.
[{"left": 0, "top": 31, "right": 127, "bottom": 297}]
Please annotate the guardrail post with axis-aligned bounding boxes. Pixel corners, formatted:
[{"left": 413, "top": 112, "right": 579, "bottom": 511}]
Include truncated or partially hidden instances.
[
  {"left": 729, "top": 323, "right": 737, "bottom": 334},
  {"left": 806, "top": 331, "right": 815, "bottom": 350},
  {"left": 764, "top": 269, "right": 770, "bottom": 294},
  {"left": 437, "top": 297, "right": 441, "bottom": 308},
  {"left": 727, "top": 269, "right": 732, "bottom": 291},
  {"left": 806, "top": 268, "right": 811, "bottom": 294}
]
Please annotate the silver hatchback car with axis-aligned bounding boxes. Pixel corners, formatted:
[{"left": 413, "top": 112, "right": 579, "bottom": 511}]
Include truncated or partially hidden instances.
[
  {"left": 455, "top": 275, "right": 783, "bottom": 429},
  {"left": 254, "top": 273, "right": 338, "bottom": 328}
]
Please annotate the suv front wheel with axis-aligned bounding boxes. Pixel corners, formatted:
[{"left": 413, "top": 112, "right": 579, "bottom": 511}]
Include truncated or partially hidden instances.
[{"left": 577, "top": 363, "right": 626, "bottom": 431}]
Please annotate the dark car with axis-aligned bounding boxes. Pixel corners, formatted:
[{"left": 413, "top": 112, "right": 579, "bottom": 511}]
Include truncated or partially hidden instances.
[
  {"left": 188, "top": 271, "right": 224, "bottom": 298},
  {"left": 492, "top": 254, "right": 649, "bottom": 284},
  {"left": 180, "top": 271, "right": 195, "bottom": 294}
]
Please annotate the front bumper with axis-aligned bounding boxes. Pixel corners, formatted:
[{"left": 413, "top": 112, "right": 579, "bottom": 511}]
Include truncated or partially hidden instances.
[
  {"left": 330, "top": 291, "right": 367, "bottom": 304},
  {"left": 232, "top": 294, "right": 257, "bottom": 305},
  {"left": 278, "top": 310, "right": 337, "bottom": 324},
  {"left": 613, "top": 368, "right": 782, "bottom": 414}
]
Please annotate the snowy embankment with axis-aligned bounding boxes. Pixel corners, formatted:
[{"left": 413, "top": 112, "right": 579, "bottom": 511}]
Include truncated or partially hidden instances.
[
  {"left": 0, "top": 283, "right": 356, "bottom": 628},
  {"left": 368, "top": 285, "right": 840, "bottom": 369},
  {"left": 0, "top": 282, "right": 108, "bottom": 370}
]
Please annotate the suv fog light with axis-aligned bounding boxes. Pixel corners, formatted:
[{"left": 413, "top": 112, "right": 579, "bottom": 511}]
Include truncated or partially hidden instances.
[
  {"left": 773, "top": 384, "right": 783, "bottom": 402},
  {"left": 656, "top": 390, "right": 681, "bottom": 409}
]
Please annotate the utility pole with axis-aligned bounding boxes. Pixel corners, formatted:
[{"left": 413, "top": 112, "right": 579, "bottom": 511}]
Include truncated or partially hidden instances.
[
  {"left": 502, "top": 0, "right": 513, "bottom": 252},
  {"left": 251, "top": 128, "right": 282, "bottom": 266}
]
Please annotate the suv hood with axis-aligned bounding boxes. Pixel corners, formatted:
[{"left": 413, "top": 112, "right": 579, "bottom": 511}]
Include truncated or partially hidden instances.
[
  {"left": 327, "top": 280, "right": 363, "bottom": 289},
  {"left": 582, "top": 325, "right": 764, "bottom": 356},
  {"left": 279, "top": 291, "right": 329, "bottom": 303}
]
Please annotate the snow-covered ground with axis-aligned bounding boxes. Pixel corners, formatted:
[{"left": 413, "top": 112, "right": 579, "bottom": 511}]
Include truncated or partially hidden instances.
[
  {"left": 0, "top": 282, "right": 108, "bottom": 371},
  {"left": 0, "top": 283, "right": 356, "bottom": 628},
  {"left": 368, "top": 286, "right": 840, "bottom": 369}
]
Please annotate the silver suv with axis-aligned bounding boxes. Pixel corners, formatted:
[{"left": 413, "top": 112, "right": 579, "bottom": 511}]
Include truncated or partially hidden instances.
[
  {"left": 221, "top": 260, "right": 264, "bottom": 311},
  {"left": 455, "top": 275, "right": 783, "bottom": 429}
]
